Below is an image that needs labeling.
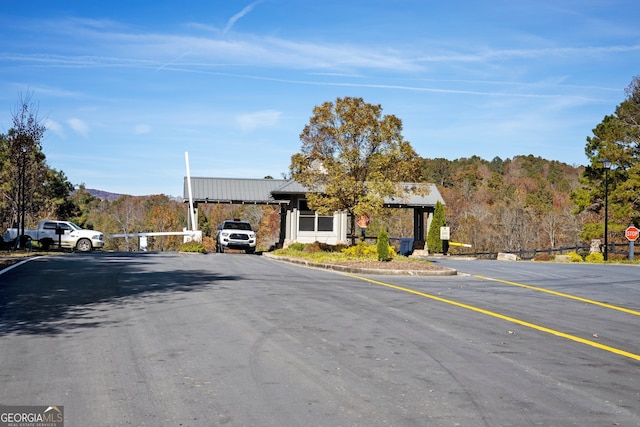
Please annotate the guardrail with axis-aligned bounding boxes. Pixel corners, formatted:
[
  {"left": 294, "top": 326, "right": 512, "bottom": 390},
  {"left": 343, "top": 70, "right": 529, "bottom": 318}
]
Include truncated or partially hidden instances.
[
  {"left": 450, "top": 243, "right": 639, "bottom": 260},
  {"left": 107, "top": 231, "right": 198, "bottom": 238}
]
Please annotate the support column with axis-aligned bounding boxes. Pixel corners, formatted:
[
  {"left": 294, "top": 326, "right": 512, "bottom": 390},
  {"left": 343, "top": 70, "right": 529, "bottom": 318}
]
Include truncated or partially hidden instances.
[
  {"left": 413, "top": 208, "right": 425, "bottom": 250},
  {"left": 278, "top": 205, "right": 287, "bottom": 248}
]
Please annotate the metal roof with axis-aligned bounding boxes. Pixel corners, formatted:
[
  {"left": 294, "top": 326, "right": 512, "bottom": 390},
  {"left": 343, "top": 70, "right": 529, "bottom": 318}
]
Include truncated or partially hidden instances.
[
  {"left": 183, "top": 177, "right": 445, "bottom": 207},
  {"left": 184, "top": 177, "right": 290, "bottom": 204},
  {"left": 384, "top": 183, "right": 445, "bottom": 208}
]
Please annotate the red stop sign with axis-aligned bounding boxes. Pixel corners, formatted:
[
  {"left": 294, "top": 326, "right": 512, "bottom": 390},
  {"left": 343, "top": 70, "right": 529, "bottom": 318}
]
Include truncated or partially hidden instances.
[{"left": 625, "top": 226, "right": 639, "bottom": 242}]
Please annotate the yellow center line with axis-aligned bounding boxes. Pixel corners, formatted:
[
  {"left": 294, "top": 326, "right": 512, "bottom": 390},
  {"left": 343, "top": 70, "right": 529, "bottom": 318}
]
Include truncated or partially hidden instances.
[
  {"left": 342, "top": 272, "right": 640, "bottom": 362},
  {"left": 473, "top": 275, "right": 640, "bottom": 317}
]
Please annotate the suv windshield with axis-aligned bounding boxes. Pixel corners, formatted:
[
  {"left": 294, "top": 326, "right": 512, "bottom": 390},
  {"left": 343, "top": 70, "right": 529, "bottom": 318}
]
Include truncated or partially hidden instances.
[{"left": 224, "top": 222, "right": 252, "bottom": 231}]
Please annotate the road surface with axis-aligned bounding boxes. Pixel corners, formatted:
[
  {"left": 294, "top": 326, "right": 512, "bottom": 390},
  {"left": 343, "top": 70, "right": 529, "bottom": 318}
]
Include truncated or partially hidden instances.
[{"left": 1, "top": 252, "right": 639, "bottom": 426}]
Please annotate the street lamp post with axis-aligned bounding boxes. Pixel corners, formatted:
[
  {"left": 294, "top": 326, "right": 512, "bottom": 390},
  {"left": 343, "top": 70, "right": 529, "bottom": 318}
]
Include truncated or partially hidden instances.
[{"left": 602, "top": 159, "right": 612, "bottom": 261}]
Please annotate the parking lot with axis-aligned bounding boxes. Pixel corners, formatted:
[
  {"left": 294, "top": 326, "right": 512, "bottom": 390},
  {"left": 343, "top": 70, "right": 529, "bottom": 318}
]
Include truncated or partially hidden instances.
[{"left": 1, "top": 252, "right": 639, "bottom": 426}]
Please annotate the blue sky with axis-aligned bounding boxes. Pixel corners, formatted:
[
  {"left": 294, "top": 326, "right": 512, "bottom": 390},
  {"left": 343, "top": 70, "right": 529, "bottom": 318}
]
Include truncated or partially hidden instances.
[{"left": 1, "top": 1, "right": 638, "bottom": 196}]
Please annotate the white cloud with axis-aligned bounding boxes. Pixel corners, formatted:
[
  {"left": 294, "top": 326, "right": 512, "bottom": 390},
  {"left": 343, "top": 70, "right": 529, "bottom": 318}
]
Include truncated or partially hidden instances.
[
  {"left": 134, "top": 124, "right": 151, "bottom": 134},
  {"left": 44, "top": 118, "right": 65, "bottom": 138},
  {"left": 68, "top": 118, "right": 89, "bottom": 137},
  {"left": 236, "top": 110, "right": 282, "bottom": 132}
]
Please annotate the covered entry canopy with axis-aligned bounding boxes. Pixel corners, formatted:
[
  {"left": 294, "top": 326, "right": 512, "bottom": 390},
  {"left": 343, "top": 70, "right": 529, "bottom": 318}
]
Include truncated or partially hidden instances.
[
  {"left": 183, "top": 177, "right": 445, "bottom": 248},
  {"left": 184, "top": 177, "right": 293, "bottom": 205},
  {"left": 183, "top": 177, "right": 444, "bottom": 207}
]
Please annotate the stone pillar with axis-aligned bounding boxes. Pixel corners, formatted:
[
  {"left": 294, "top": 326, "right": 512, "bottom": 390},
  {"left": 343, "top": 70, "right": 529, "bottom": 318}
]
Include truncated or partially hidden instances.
[{"left": 590, "top": 239, "right": 602, "bottom": 254}]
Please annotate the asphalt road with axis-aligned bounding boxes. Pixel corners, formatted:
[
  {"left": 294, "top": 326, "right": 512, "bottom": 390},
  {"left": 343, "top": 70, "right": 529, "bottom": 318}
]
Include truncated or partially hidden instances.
[{"left": 0, "top": 252, "right": 639, "bottom": 426}]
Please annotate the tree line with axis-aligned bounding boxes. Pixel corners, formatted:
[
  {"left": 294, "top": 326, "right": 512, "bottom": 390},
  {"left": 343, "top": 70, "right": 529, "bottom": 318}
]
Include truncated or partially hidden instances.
[{"left": 2, "top": 76, "right": 638, "bottom": 254}]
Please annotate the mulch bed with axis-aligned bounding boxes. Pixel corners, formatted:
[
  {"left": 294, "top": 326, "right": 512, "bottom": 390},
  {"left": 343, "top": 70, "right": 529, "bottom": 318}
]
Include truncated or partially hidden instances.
[{"left": 331, "top": 260, "right": 445, "bottom": 271}]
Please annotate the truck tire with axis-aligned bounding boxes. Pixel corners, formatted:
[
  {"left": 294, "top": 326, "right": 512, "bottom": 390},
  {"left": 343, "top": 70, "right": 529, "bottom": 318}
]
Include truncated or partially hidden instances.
[
  {"left": 76, "top": 238, "right": 92, "bottom": 252},
  {"left": 40, "top": 238, "right": 53, "bottom": 250}
]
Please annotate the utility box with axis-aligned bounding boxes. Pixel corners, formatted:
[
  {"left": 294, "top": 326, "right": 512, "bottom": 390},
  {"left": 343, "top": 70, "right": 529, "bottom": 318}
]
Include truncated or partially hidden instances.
[{"left": 399, "top": 238, "right": 414, "bottom": 256}]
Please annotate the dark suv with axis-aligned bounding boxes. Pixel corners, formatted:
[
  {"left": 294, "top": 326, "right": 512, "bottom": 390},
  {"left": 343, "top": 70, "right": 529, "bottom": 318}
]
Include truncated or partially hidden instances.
[{"left": 215, "top": 220, "right": 257, "bottom": 253}]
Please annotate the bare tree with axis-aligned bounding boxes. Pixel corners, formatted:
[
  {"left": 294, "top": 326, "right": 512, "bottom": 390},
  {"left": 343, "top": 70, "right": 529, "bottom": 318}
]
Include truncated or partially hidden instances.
[{"left": 1, "top": 92, "right": 47, "bottom": 247}]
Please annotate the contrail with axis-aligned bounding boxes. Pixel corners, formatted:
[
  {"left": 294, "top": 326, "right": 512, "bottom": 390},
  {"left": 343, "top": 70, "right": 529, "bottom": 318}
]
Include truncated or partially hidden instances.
[
  {"left": 224, "top": 0, "right": 263, "bottom": 33},
  {"left": 156, "top": 51, "right": 190, "bottom": 71}
]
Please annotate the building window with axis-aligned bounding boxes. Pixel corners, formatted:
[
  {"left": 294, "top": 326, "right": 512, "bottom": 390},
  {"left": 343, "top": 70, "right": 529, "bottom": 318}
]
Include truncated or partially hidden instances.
[
  {"left": 298, "top": 200, "right": 315, "bottom": 231},
  {"left": 318, "top": 216, "right": 333, "bottom": 231},
  {"left": 298, "top": 200, "right": 333, "bottom": 232}
]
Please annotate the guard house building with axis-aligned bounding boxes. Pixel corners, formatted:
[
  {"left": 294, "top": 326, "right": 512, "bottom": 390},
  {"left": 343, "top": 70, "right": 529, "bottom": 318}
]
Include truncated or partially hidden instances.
[{"left": 184, "top": 177, "right": 445, "bottom": 249}]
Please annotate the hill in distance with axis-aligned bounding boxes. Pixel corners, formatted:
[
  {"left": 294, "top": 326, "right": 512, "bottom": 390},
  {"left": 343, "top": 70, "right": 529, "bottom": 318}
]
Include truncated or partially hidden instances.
[{"left": 86, "top": 188, "right": 125, "bottom": 201}]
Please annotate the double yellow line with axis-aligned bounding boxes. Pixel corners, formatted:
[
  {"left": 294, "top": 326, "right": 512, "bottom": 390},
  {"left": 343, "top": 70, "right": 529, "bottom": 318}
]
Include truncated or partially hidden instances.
[
  {"left": 474, "top": 275, "right": 640, "bottom": 317},
  {"left": 342, "top": 273, "right": 640, "bottom": 361}
]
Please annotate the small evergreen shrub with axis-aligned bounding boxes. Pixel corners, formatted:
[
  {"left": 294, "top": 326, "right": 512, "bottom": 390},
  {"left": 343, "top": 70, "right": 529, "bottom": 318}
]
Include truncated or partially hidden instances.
[
  {"left": 377, "top": 229, "right": 391, "bottom": 261},
  {"left": 585, "top": 252, "right": 604, "bottom": 263},
  {"left": 427, "top": 201, "right": 446, "bottom": 253}
]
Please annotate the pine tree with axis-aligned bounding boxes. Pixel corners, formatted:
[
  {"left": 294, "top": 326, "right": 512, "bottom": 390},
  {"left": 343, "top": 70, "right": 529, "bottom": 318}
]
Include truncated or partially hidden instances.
[
  {"left": 377, "top": 229, "right": 390, "bottom": 261},
  {"left": 427, "top": 201, "right": 446, "bottom": 253}
]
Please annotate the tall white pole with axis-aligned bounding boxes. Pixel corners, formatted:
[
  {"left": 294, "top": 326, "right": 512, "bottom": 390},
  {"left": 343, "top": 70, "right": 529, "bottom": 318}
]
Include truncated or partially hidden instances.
[{"left": 185, "top": 152, "right": 197, "bottom": 231}]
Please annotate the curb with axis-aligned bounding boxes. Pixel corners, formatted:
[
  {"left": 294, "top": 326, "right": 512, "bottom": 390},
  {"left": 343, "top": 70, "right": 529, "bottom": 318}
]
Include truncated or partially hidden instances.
[{"left": 262, "top": 253, "right": 457, "bottom": 276}]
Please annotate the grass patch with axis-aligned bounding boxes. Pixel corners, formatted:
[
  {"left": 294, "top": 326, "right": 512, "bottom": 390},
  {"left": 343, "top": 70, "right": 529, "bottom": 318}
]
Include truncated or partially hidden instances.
[{"left": 179, "top": 241, "right": 208, "bottom": 253}]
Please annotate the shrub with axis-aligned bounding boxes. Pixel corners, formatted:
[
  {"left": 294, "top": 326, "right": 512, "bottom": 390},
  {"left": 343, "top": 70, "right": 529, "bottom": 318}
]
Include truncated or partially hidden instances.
[
  {"left": 377, "top": 229, "right": 391, "bottom": 261},
  {"left": 287, "top": 242, "right": 306, "bottom": 251},
  {"left": 567, "top": 251, "right": 583, "bottom": 262},
  {"left": 333, "top": 244, "right": 349, "bottom": 252},
  {"left": 534, "top": 253, "right": 552, "bottom": 262},
  {"left": 179, "top": 241, "right": 207, "bottom": 253},
  {"left": 341, "top": 241, "right": 396, "bottom": 260},
  {"left": 342, "top": 242, "right": 377, "bottom": 258},
  {"left": 585, "top": 252, "right": 604, "bottom": 263},
  {"left": 202, "top": 236, "right": 216, "bottom": 252},
  {"left": 427, "top": 201, "right": 445, "bottom": 253},
  {"left": 608, "top": 253, "right": 627, "bottom": 262},
  {"left": 303, "top": 241, "right": 323, "bottom": 253}
]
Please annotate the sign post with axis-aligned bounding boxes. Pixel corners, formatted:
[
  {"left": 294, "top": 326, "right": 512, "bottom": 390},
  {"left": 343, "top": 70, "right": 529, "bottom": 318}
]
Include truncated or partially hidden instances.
[
  {"left": 55, "top": 225, "right": 64, "bottom": 249},
  {"left": 440, "top": 226, "right": 450, "bottom": 255},
  {"left": 625, "top": 225, "right": 639, "bottom": 260}
]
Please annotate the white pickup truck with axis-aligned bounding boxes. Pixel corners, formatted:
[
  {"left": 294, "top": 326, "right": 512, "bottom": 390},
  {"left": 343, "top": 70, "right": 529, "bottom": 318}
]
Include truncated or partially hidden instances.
[{"left": 3, "top": 220, "right": 104, "bottom": 252}]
